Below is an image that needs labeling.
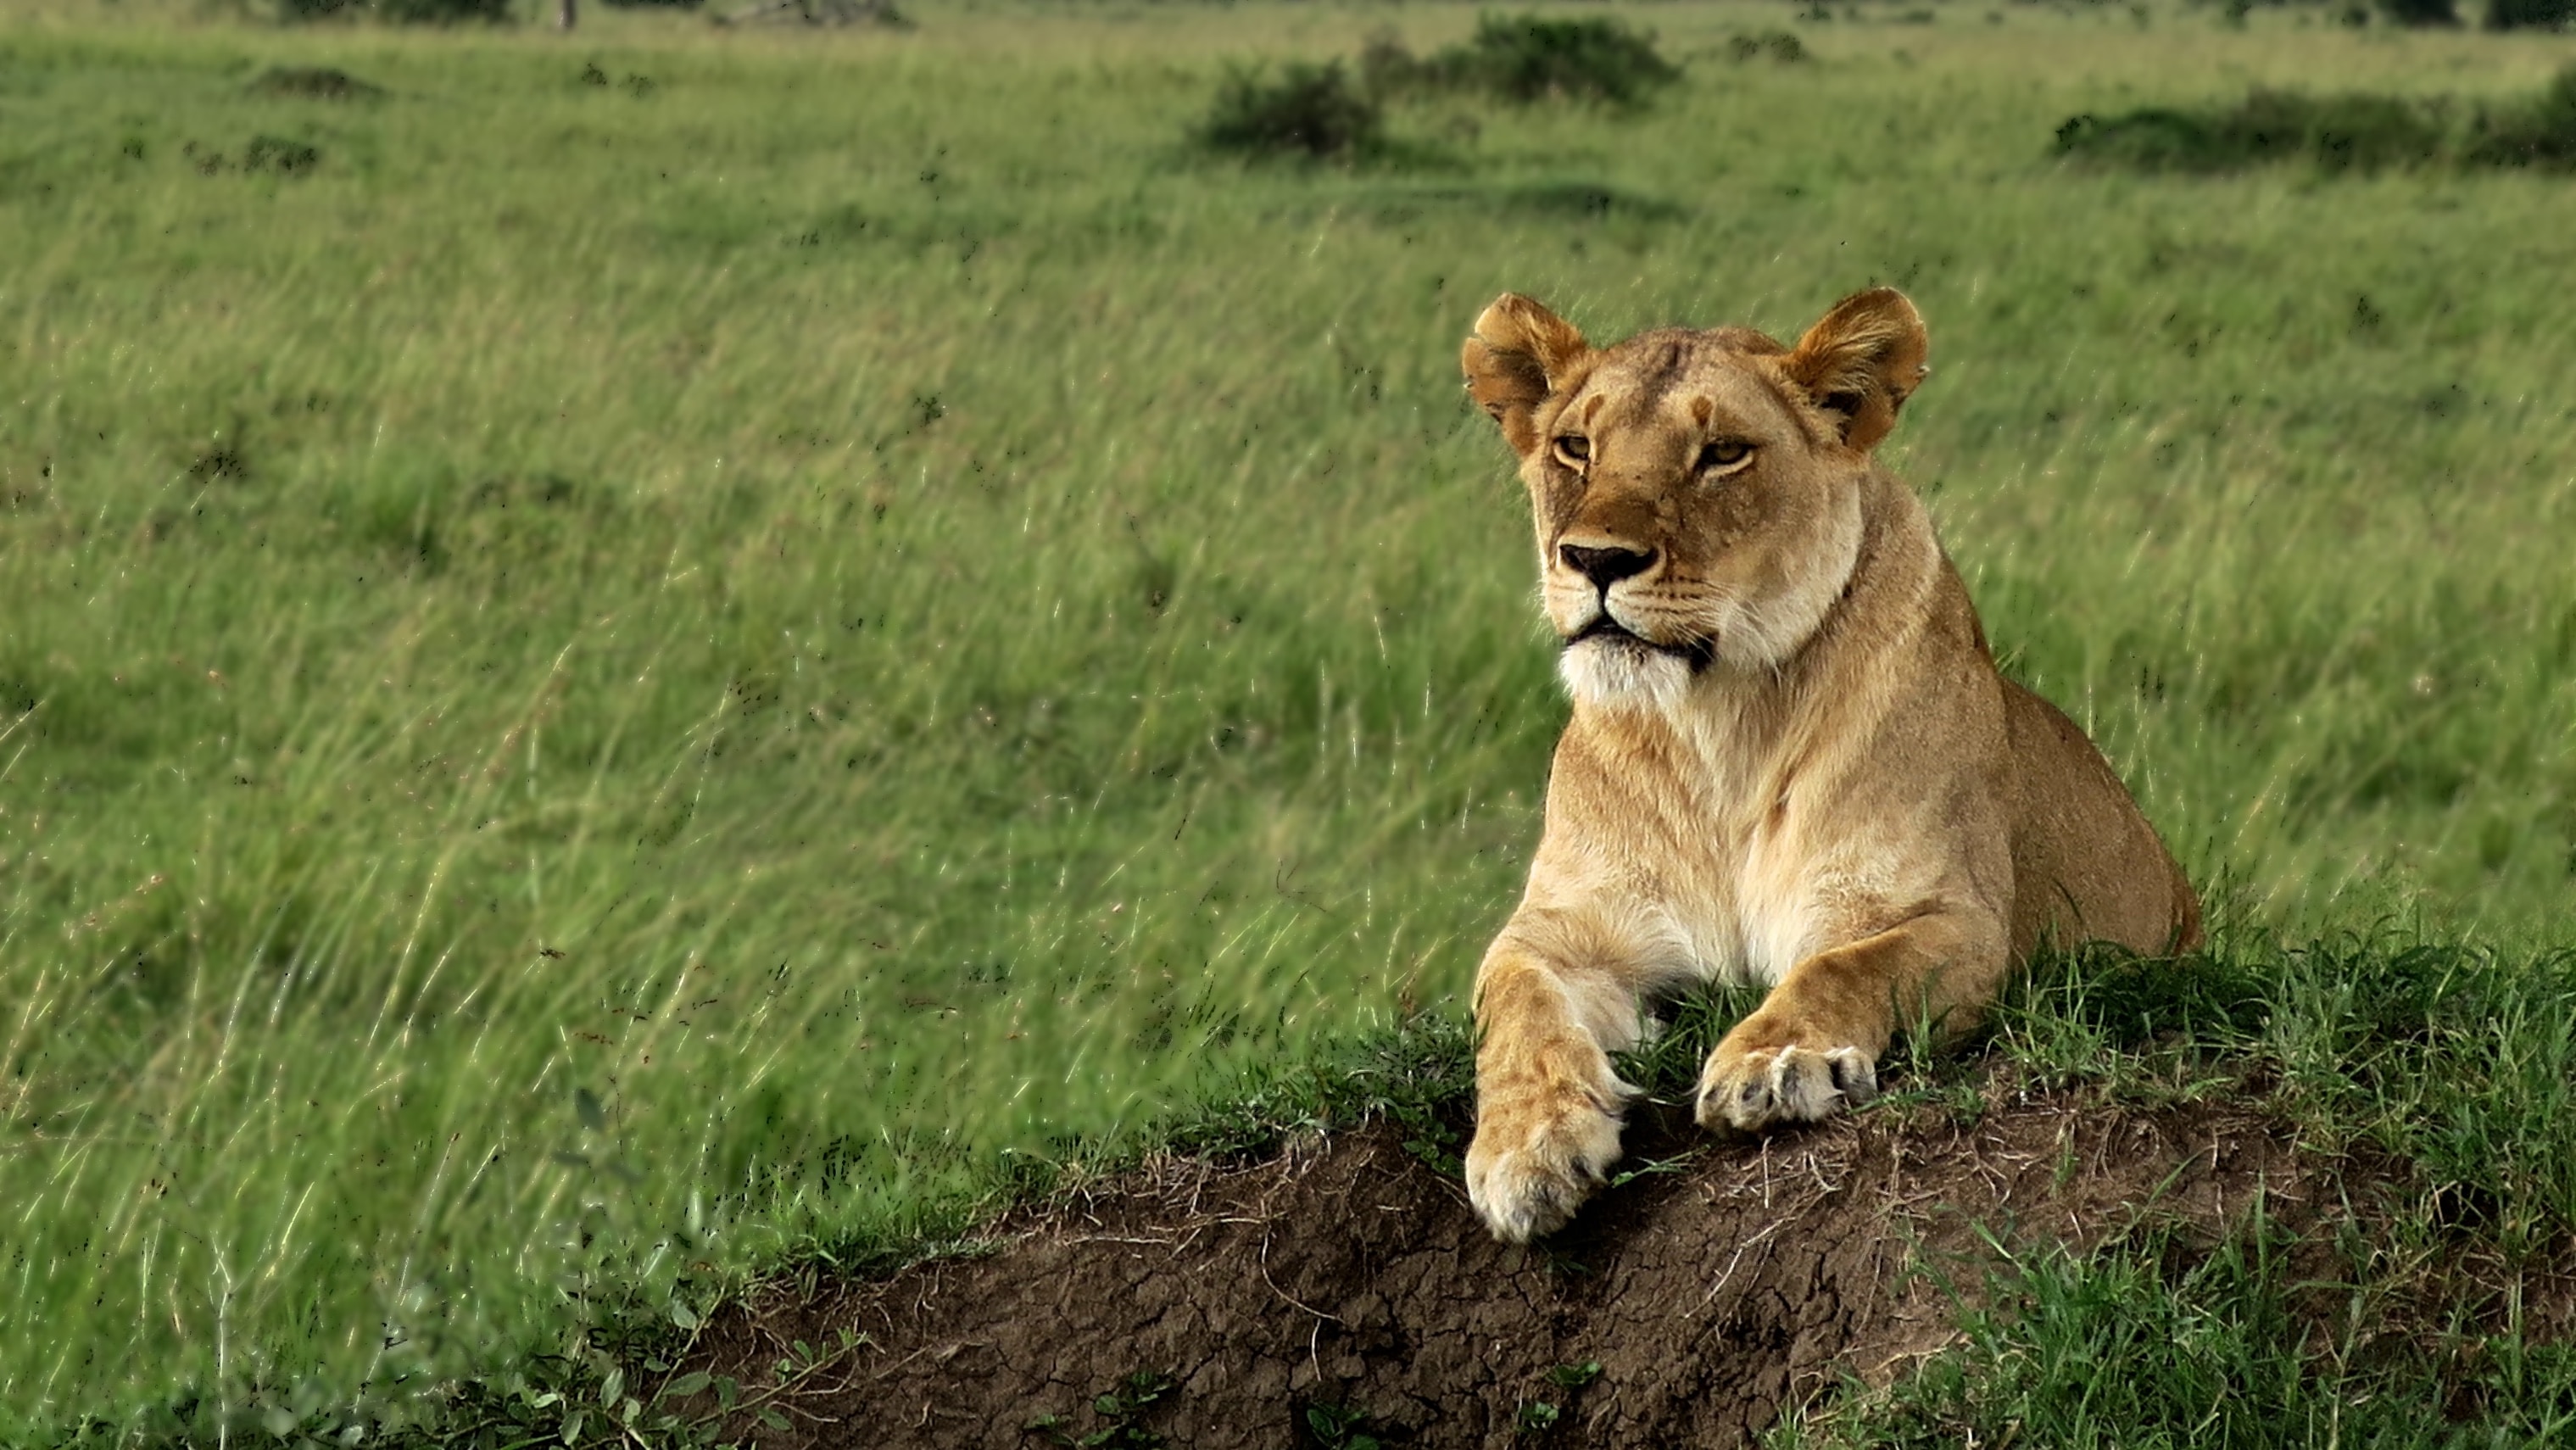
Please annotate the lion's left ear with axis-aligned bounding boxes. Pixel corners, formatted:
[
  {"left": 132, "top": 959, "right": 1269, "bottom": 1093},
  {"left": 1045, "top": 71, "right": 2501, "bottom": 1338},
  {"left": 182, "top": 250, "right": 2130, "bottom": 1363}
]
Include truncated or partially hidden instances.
[{"left": 1783, "top": 287, "right": 1930, "bottom": 453}]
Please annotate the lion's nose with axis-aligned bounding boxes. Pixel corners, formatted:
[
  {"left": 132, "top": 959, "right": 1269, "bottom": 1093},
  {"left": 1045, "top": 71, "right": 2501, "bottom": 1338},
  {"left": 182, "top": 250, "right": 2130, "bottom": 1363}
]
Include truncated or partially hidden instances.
[{"left": 1558, "top": 544, "right": 1657, "bottom": 590}]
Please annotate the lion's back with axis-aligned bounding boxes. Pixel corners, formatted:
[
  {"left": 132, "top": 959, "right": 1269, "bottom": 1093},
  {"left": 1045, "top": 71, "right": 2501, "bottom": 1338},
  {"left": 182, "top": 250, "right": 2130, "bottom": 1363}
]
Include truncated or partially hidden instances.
[{"left": 1999, "top": 680, "right": 2200, "bottom": 957}]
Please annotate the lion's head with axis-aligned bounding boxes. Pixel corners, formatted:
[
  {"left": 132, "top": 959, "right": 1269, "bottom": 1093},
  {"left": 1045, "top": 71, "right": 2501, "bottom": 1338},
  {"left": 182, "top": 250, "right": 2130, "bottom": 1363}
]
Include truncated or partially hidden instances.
[{"left": 1462, "top": 287, "right": 1930, "bottom": 711}]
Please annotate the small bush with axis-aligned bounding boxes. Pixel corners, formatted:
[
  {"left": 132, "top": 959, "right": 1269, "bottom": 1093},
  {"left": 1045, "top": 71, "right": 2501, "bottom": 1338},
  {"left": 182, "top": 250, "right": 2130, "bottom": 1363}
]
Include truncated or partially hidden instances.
[
  {"left": 248, "top": 65, "right": 381, "bottom": 98},
  {"left": 2465, "top": 64, "right": 2576, "bottom": 166},
  {"left": 372, "top": 0, "right": 510, "bottom": 20},
  {"left": 177, "top": 137, "right": 322, "bottom": 174},
  {"left": 1437, "top": 14, "right": 1681, "bottom": 106},
  {"left": 1197, "top": 62, "right": 1386, "bottom": 163},
  {"left": 2376, "top": 0, "right": 2461, "bottom": 25},
  {"left": 1726, "top": 30, "right": 1809, "bottom": 63},
  {"left": 243, "top": 136, "right": 321, "bottom": 174},
  {"left": 1358, "top": 17, "right": 1683, "bottom": 110},
  {"left": 1358, "top": 29, "right": 1428, "bottom": 100},
  {"left": 2056, "top": 70, "right": 2576, "bottom": 176},
  {"left": 275, "top": 0, "right": 507, "bottom": 22},
  {"left": 2055, "top": 89, "right": 2445, "bottom": 173},
  {"left": 2485, "top": 0, "right": 2576, "bottom": 25}
]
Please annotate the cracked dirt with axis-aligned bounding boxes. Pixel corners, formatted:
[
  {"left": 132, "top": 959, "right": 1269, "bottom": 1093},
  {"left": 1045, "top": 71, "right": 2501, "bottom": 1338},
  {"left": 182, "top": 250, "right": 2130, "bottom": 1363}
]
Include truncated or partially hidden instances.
[{"left": 672, "top": 1084, "right": 2389, "bottom": 1447}]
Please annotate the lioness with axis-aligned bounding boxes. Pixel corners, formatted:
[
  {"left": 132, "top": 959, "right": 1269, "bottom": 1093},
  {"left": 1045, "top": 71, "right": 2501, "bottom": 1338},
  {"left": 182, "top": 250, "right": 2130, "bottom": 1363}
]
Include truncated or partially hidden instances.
[{"left": 1458, "top": 287, "right": 2200, "bottom": 1242}]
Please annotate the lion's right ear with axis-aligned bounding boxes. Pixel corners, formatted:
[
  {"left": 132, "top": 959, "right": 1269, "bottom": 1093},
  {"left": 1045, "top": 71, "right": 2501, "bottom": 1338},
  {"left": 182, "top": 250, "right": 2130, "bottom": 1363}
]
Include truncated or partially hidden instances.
[{"left": 1463, "top": 294, "right": 1590, "bottom": 456}]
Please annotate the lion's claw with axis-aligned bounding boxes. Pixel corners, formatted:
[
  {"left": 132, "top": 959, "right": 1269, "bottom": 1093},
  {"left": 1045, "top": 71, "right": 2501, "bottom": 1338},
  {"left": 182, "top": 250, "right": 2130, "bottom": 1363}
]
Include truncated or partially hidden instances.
[{"left": 1697, "top": 1044, "right": 1876, "bottom": 1132}]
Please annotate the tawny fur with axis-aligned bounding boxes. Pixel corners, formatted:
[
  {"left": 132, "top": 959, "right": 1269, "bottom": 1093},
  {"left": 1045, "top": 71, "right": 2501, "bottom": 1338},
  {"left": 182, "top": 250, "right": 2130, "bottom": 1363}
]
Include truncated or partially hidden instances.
[{"left": 1458, "top": 287, "right": 2200, "bottom": 1243}]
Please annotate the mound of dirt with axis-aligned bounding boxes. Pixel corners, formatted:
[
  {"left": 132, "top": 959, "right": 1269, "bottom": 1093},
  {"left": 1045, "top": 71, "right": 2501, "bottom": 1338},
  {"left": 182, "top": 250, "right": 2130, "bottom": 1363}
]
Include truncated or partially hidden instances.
[{"left": 680, "top": 1087, "right": 2359, "bottom": 1447}]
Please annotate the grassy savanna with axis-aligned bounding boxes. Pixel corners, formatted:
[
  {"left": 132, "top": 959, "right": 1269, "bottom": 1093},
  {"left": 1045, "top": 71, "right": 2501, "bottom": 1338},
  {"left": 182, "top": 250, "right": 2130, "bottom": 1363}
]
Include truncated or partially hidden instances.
[{"left": 2, "top": 0, "right": 2573, "bottom": 1439}]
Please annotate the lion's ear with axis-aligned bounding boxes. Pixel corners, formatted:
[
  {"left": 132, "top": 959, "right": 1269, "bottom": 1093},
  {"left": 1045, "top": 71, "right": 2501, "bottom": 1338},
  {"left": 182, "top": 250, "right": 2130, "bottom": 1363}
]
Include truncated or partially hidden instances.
[
  {"left": 1783, "top": 287, "right": 1930, "bottom": 453},
  {"left": 1463, "top": 294, "right": 1590, "bottom": 456}
]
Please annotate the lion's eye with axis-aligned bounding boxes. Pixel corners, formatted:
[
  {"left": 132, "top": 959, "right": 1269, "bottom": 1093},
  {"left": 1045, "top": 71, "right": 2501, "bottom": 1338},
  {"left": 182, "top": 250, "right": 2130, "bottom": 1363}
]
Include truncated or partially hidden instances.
[
  {"left": 1696, "top": 439, "right": 1755, "bottom": 475},
  {"left": 1551, "top": 435, "right": 1591, "bottom": 469}
]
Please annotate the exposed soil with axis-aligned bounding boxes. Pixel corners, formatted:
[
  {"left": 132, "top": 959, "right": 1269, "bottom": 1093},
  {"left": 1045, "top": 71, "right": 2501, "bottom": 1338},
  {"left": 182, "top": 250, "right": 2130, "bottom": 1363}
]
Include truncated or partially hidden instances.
[{"left": 676, "top": 1083, "right": 2401, "bottom": 1448}]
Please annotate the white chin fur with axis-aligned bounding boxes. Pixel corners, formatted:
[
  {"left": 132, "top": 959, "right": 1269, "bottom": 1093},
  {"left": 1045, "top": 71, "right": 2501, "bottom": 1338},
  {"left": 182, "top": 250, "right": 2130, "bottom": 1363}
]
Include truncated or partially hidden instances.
[{"left": 1559, "top": 639, "right": 1692, "bottom": 714}]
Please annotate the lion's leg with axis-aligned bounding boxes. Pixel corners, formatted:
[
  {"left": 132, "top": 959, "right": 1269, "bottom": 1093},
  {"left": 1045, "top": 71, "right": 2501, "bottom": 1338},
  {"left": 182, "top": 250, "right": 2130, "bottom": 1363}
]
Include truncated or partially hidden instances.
[
  {"left": 1464, "top": 920, "right": 1651, "bottom": 1243},
  {"left": 1697, "top": 910, "right": 2004, "bottom": 1133}
]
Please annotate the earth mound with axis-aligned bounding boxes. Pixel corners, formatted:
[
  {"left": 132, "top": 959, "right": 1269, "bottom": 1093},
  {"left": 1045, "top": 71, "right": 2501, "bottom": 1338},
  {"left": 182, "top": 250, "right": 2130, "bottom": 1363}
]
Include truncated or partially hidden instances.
[{"left": 679, "top": 1088, "right": 2338, "bottom": 1447}]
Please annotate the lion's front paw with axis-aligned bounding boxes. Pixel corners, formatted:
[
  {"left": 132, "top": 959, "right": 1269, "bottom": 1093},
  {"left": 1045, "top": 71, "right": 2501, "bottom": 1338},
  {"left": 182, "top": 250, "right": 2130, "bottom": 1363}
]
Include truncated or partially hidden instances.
[
  {"left": 1695, "top": 1042, "right": 1877, "bottom": 1133},
  {"left": 1464, "top": 1090, "right": 1626, "bottom": 1243}
]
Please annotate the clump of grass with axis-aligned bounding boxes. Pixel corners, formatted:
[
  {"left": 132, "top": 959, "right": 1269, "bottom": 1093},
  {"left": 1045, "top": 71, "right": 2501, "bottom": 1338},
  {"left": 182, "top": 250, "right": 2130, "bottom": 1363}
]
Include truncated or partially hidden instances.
[
  {"left": 2055, "top": 89, "right": 2446, "bottom": 174},
  {"left": 1365, "top": 14, "right": 1682, "bottom": 108},
  {"left": 1196, "top": 62, "right": 1386, "bottom": 163}
]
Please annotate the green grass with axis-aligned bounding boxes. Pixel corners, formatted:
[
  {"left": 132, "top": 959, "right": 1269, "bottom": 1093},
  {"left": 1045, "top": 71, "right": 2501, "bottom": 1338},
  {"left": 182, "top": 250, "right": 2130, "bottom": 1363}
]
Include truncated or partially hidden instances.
[
  {"left": 1770, "top": 939, "right": 2576, "bottom": 1447},
  {"left": 2, "top": 0, "right": 2574, "bottom": 1441},
  {"left": 1776, "top": 1206, "right": 2576, "bottom": 1447}
]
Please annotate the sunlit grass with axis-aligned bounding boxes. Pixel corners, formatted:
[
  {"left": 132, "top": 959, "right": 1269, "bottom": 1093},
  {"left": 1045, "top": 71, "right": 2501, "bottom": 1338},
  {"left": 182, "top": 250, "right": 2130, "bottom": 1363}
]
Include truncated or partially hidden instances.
[{"left": 1, "top": 0, "right": 2573, "bottom": 1436}]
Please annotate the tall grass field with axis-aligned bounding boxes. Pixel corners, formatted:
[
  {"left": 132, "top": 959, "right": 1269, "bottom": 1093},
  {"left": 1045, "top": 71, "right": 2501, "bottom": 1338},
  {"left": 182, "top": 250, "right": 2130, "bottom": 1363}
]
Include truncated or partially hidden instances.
[{"left": 2, "top": 0, "right": 2573, "bottom": 1439}]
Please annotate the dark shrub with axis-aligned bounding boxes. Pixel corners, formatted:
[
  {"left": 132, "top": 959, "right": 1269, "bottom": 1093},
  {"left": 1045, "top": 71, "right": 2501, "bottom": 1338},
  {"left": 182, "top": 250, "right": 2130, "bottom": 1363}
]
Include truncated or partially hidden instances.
[
  {"left": 2377, "top": 0, "right": 2461, "bottom": 23},
  {"left": 1439, "top": 14, "right": 1681, "bottom": 106},
  {"left": 2485, "top": 0, "right": 2575, "bottom": 25},
  {"left": 1358, "top": 17, "right": 1683, "bottom": 109},
  {"left": 243, "top": 136, "right": 321, "bottom": 173},
  {"left": 2464, "top": 64, "right": 2576, "bottom": 165},
  {"left": 371, "top": 0, "right": 510, "bottom": 20},
  {"left": 2054, "top": 108, "right": 2232, "bottom": 170},
  {"left": 2056, "top": 89, "right": 2445, "bottom": 173},
  {"left": 2263, "top": 92, "right": 2448, "bottom": 171},
  {"left": 1358, "top": 29, "right": 1430, "bottom": 99},
  {"left": 249, "top": 66, "right": 382, "bottom": 98},
  {"left": 1198, "top": 62, "right": 1386, "bottom": 163},
  {"left": 276, "top": 0, "right": 506, "bottom": 21},
  {"left": 1726, "top": 30, "right": 1809, "bottom": 62}
]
